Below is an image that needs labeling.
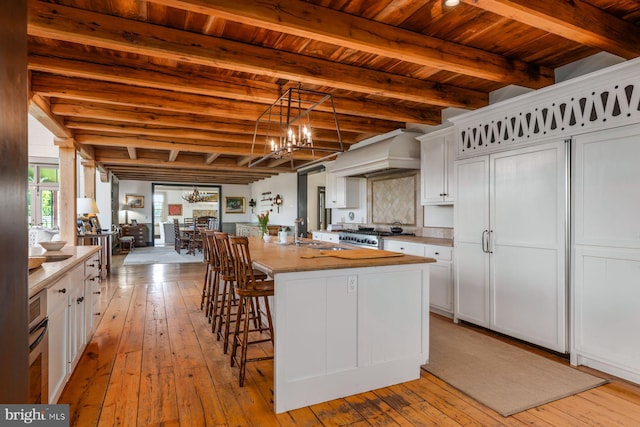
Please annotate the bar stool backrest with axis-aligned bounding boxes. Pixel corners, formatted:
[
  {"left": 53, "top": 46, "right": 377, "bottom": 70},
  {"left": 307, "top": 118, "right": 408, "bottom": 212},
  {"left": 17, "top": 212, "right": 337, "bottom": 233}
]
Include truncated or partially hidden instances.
[
  {"left": 229, "top": 236, "right": 259, "bottom": 291},
  {"left": 213, "top": 232, "right": 235, "bottom": 279},
  {"left": 204, "top": 230, "right": 219, "bottom": 268}
]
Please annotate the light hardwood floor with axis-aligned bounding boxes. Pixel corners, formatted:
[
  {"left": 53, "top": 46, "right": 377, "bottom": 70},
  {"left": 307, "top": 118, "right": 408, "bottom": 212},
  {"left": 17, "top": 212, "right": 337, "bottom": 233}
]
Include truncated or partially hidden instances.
[{"left": 59, "top": 255, "right": 640, "bottom": 426}]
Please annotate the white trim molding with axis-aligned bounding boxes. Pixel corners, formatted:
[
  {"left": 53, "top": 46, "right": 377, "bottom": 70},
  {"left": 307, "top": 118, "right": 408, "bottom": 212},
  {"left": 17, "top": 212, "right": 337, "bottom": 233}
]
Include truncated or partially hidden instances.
[{"left": 450, "top": 58, "right": 640, "bottom": 158}]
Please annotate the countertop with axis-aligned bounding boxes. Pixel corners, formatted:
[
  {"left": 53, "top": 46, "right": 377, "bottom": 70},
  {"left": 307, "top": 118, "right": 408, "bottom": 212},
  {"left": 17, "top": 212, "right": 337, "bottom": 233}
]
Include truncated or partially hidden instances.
[
  {"left": 381, "top": 235, "right": 454, "bottom": 247},
  {"left": 311, "top": 230, "right": 454, "bottom": 247},
  {"left": 249, "top": 238, "right": 435, "bottom": 275},
  {"left": 28, "top": 245, "right": 102, "bottom": 297}
]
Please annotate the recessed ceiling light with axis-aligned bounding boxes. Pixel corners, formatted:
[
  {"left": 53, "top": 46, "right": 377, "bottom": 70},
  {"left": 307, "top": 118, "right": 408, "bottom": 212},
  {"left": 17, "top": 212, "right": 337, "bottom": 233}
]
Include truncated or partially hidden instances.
[{"left": 444, "top": 0, "right": 460, "bottom": 6}]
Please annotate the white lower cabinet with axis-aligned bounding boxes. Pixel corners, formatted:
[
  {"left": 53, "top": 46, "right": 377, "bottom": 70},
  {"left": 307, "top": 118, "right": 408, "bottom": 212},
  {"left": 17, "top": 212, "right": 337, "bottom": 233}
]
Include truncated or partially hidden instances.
[
  {"left": 67, "top": 265, "right": 86, "bottom": 374},
  {"left": 84, "top": 253, "right": 101, "bottom": 341},
  {"left": 47, "top": 255, "right": 100, "bottom": 403},
  {"left": 47, "top": 275, "right": 70, "bottom": 404},
  {"left": 311, "top": 231, "right": 340, "bottom": 243},
  {"left": 572, "top": 124, "right": 640, "bottom": 383},
  {"left": 384, "top": 240, "right": 453, "bottom": 315}
]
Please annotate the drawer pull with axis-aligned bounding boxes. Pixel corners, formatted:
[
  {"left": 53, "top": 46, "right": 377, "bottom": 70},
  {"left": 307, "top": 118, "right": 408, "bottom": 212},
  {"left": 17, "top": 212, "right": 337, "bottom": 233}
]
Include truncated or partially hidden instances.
[
  {"left": 435, "top": 252, "right": 440, "bottom": 255},
  {"left": 94, "top": 312, "right": 101, "bottom": 316},
  {"left": 77, "top": 296, "right": 84, "bottom": 304},
  {"left": 87, "top": 263, "right": 96, "bottom": 267},
  {"left": 94, "top": 291, "right": 101, "bottom": 295},
  {"left": 58, "top": 288, "right": 67, "bottom": 294}
]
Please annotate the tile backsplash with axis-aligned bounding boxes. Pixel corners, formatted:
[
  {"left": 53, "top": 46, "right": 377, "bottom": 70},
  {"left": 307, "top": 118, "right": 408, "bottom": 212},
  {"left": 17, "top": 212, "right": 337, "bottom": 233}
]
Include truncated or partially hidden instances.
[{"left": 370, "top": 173, "right": 417, "bottom": 225}]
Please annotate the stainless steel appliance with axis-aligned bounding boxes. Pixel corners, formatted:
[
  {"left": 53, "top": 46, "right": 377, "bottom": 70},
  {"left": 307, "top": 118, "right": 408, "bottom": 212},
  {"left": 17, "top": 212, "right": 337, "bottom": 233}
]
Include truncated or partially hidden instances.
[
  {"left": 339, "top": 227, "right": 415, "bottom": 249},
  {"left": 28, "top": 290, "right": 49, "bottom": 404}
]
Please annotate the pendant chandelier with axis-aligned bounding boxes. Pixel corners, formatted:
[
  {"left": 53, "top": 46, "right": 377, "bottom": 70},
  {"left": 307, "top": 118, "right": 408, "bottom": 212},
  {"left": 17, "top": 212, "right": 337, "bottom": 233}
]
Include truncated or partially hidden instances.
[
  {"left": 249, "top": 83, "right": 345, "bottom": 168},
  {"left": 182, "top": 186, "right": 206, "bottom": 203}
]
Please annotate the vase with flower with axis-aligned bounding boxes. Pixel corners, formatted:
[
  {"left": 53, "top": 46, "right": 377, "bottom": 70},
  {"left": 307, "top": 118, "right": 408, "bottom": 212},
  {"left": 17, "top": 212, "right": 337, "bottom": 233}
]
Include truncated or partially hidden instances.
[{"left": 257, "top": 211, "right": 270, "bottom": 240}]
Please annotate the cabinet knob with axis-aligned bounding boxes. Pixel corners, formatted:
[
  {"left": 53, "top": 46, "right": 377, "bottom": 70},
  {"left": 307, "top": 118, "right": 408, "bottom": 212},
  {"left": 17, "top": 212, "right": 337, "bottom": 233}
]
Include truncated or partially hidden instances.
[
  {"left": 58, "top": 288, "right": 67, "bottom": 294},
  {"left": 77, "top": 296, "right": 84, "bottom": 304},
  {"left": 435, "top": 252, "right": 440, "bottom": 255}
]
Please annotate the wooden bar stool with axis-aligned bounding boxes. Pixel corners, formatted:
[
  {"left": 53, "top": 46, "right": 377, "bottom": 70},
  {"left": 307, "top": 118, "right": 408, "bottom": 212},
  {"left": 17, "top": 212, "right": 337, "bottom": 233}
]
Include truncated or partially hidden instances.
[
  {"left": 228, "top": 236, "right": 274, "bottom": 387},
  {"left": 204, "top": 230, "right": 221, "bottom": 322},
  {"left": 199, "top": 228, "right": 213, "bottom": 311},
  {"left": 211, "top": 232, "right": 238, "bottom": 354}
]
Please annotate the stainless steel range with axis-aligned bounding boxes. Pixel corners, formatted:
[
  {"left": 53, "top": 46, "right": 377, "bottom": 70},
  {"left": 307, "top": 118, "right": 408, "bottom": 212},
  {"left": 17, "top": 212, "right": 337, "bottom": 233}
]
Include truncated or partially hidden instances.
[{"left": 339, "top": 228, "right": 415, "bottom": 249}]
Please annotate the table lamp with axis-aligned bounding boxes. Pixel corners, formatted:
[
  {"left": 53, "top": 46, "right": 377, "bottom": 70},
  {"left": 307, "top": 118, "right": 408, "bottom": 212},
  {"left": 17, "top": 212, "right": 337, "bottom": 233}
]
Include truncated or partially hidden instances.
[{"left": 77, "top": 197, "right": 99, "bottom": 220}]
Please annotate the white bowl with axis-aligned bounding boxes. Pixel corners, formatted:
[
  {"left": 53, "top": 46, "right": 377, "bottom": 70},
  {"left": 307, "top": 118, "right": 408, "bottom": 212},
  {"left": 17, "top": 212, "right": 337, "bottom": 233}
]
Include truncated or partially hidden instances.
[
  {"left": 263, "top": 235, "right": 273, "bottom": 243},
  {"left": 39, "top": 241, "right": 67, "bottom": 251}
]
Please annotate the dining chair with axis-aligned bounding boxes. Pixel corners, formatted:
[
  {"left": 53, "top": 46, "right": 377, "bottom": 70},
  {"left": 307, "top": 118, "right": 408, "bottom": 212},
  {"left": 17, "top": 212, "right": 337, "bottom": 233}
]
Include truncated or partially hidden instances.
[{"left": 173, "top": 219, "right": 189, "bottom": 254}]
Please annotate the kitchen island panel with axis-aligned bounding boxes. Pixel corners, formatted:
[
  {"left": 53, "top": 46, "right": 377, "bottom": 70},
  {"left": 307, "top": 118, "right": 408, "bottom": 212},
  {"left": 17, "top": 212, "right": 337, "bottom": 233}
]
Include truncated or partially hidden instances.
[{"left": 273, "top": 264, "right": 429, "bottom": 413}]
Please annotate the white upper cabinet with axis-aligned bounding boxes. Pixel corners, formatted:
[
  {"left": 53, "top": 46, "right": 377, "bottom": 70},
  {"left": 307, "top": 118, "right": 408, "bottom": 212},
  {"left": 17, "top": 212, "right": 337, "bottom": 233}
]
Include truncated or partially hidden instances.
[
  {"left": 419, "top": 127, "right": 455, "bottom": 205},
  {"left": 325, "top": 170, "right": 362, "bottom": 209}
]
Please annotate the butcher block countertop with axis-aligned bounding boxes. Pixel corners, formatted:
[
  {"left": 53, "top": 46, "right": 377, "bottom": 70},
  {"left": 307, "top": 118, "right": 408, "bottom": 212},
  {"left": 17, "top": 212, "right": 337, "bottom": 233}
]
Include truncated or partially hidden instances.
[
  {"left": 28, "top": 245, "right": 101, "bottom": 297},
  {"left": 381, "top": 235, "right": 454, "bottom": 247},
  {"left": 249, "top": 237, "right": 435, "bottom": 275}
]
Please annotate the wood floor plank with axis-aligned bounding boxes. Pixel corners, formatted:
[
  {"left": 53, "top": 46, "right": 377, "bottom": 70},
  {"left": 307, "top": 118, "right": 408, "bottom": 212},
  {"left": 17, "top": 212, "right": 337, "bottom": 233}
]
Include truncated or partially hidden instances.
[
  {"left": 310, "top": 399, "right": 366, "bottom": 426},
  {"left": 98, "top": 350, "right": 143, "bottom": 427},
  {"left": 136, "top": 366, "right": 180, "bottom": 426},
  {"left": 172, "top": 365, "right": 227, "bottom": 426},
  {"left": 60, "top": 259, "right": 640, "bottom": 427},
  {"left": 117, "top": 284, "right": 148, "bottom": 354}
]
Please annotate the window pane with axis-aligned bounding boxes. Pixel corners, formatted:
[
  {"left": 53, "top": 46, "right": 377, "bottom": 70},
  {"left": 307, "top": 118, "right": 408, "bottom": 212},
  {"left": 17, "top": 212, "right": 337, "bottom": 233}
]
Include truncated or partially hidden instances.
[
  {"left": 28, "top": 167, "right": 35, "bottom": 183},
  {"left": 39, "top": 167, "right": 59, "bottom": 183},
  {"left": 40, "top": 189, "right": 59, "bottom": 228}
]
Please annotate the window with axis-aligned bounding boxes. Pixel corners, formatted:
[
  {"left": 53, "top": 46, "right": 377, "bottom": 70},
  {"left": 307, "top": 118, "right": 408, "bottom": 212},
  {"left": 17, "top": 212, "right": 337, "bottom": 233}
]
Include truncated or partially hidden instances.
[{"left": 28, "top": 164, "right": 60, "bottom": 229}]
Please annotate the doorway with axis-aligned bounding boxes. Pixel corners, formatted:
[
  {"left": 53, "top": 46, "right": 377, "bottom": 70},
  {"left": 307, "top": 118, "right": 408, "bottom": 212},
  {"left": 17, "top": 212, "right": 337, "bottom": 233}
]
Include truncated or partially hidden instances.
[
  {"left": 317, "top": 186, "right": 330, "bottom": 230},
  {"left": 151, "top": 184, "right": 221, "bottom": 246}
]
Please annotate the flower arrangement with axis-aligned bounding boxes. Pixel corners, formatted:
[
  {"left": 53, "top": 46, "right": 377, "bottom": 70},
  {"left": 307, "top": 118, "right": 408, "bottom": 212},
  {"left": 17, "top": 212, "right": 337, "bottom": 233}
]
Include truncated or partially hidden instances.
[{"left": 257, "top": 211, "right": 269, "bottom": 237}]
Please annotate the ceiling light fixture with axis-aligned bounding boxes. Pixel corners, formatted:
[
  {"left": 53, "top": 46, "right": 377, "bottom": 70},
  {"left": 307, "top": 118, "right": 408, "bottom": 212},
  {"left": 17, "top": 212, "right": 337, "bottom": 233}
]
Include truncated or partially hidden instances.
[
  {"left": 249, "top": 83, "right": 344, "bottom": 168},
  {"left": 182, "top": 186, "right": 206, "bottom": 203},
  {"left": 444, "top": 0, "right": 460, "bottom": 6}
]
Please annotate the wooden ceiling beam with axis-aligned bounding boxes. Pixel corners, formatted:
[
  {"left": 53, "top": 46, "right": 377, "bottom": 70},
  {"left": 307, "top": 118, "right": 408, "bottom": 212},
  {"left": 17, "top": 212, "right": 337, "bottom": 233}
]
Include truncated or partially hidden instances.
[
  {"left": 154, "top": 0, "right": 553, "bottom": 89},
  {"left": 460, "top": 0, "right": 640, "bottom": 59},
  {"left": 75, "top": 133, "right": 337, "bottom": 161},
  {"left": 27, "top": 0, "right": 487, "bottom": 108},
  {"left": 28, "top": 46, "right": 441, "bottom": 124},
  {"left": 28, "top": 93, "right": 72, "bottom": 138},
  {"left": 56, "top": 101, "right": 366, "bottom": 142},
  {"left": 33, "top": 73, "right": 402, "bottom": 134},
  {"left": 63, "top": 118, "right": 355, "bottom": 145}
]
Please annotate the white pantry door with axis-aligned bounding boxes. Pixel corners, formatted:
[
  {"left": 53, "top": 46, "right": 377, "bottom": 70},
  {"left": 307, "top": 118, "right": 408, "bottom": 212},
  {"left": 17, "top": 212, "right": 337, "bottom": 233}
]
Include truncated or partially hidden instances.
[{"left": 490, "top": 141, "right": 567, "bottom": 353}]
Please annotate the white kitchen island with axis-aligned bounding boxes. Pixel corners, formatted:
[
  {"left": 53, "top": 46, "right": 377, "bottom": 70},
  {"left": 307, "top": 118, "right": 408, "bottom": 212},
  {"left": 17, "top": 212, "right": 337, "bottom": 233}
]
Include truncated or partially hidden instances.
[{"left": 248, "top": 238, "right": 434, "bottom": 413}]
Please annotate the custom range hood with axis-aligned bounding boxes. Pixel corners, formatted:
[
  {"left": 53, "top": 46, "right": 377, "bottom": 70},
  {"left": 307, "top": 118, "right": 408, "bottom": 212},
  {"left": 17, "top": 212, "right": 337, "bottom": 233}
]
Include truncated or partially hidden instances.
[{"left": 328, "top": 129, "right": 423, "bottom": 177}]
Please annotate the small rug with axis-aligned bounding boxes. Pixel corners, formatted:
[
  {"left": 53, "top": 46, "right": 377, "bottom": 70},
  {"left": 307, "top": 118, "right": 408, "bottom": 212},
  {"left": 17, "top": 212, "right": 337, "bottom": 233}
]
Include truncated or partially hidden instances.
[
  {"left": 422, "top": 316, "right": 607, "bottom": 417},
  {"left": 123, "top": 246, "right": 203, "bottom": 265}
]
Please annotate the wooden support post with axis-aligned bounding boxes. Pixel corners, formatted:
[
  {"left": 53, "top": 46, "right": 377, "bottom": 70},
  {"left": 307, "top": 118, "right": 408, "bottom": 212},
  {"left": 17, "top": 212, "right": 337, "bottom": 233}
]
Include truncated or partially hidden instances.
[{"left": 57, "top": 140, "right": 77, "bottom": 244}]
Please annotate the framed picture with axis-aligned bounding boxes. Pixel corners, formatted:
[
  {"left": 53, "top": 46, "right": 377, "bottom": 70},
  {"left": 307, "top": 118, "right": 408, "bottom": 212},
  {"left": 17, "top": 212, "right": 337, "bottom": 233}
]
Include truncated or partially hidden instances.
[
  {"left": 225, "top": 196, "right": 246, "bottom": 213},
  {"left": 168, "top": 204, "right": 183, "bottom": 215},
  {"left": 126, "top": 194, "right": 144, "bottom": 208}
]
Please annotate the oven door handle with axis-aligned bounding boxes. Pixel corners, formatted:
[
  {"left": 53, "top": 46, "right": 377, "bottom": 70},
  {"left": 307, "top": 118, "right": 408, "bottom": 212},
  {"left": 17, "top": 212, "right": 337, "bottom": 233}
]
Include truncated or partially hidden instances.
[{"left": 29, "top": 318, "right": 48, "bottom": 353}]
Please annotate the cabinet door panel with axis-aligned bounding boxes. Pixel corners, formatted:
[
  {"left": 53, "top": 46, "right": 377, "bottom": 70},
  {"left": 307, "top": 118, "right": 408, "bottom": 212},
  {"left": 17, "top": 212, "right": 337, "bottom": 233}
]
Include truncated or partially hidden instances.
[
  {"left": 421, "top": 137, "right": 445, "bottom": 204},
  {"left": 574, "top": 125, "right": 640, "bottom": 249},
  {"left": 455, "top": 242, "right": 489, "bottom": 326},
  {"left": 575, "top": 249, "right": 640, "bottom": 373},
  {"left": 454, "top": 156, "right": 490, "bottom": 326},
  {"left": 430, "top": 262, "right": 452, "bottom": 312},
  {"left": 490, "top": 141, "right": 567, "bottom": 352}
]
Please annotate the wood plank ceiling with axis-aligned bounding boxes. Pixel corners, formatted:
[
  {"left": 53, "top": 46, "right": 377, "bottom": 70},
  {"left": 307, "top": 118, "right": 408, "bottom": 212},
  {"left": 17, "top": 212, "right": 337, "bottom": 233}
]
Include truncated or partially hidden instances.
[{"left": 27, "top": 0, "right": 640, "bottom": 184}]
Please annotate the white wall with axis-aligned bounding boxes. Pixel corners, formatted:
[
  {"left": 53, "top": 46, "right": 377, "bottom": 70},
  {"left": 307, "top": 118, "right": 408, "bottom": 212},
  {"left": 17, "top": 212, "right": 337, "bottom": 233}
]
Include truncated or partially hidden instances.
[
  {"left": 220, "top": 184, "right": 251, "bottom": 224},
  {"left": 249, "top": 173, "right": 298, "bottom": 228},
  {"left": 28, "top": 115, "right": 58, "bottom": 159}
]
